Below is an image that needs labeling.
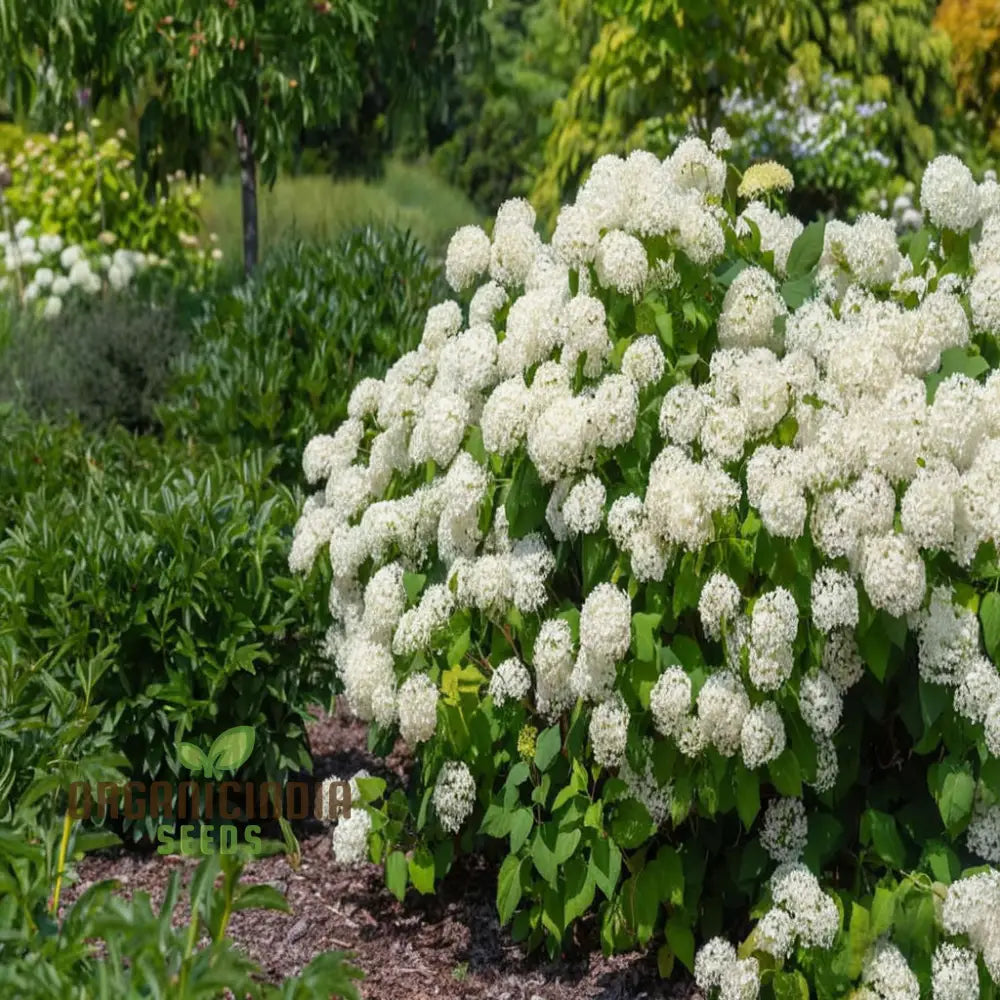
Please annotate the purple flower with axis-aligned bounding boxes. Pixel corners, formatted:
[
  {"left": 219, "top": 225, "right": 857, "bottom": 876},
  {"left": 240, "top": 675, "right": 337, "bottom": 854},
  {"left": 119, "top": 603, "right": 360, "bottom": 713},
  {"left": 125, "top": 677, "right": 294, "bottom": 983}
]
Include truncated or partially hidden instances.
[{"left": 76, "top": 88, "right": 91, "bottom": 109}]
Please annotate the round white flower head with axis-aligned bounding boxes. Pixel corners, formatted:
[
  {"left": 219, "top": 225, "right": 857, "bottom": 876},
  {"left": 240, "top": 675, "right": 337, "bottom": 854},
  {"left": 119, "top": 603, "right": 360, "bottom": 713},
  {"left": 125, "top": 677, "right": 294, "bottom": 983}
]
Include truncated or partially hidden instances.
[
  {"left": 710, "top": 126, "right": 732, "bottom": 153},
  {"left": 799, "top": 669, "right": 842, "bottom": 738},
  {"left": 913, "top": 585, "right": 980, "bottom": 685},
  {"left": 469, "top": 279, "right": 508, "bottom": 326},
  {"left": 761, "top": 797, "right": 808, "bottom": 863},
  {"left": 397, "top": 673, "right": 439, "bottom": 745},
  {"left": 445, "top": 225, "right": 491, "bottom": 291},
  {"left": 822, "top": 629, "right": 865, "bottom": 693},
  {"left": 717, "top": 266, "right": 786, "bottom": 351},
  {"left": 861, "top": 941, "right": 920, "bottom": 1000},
  {"left": 533, "top": 617, "right": 576, "bottom": 718},
  {"left": 650, "top": 665, "right": 693, "bottom": 739},
  {"left": 489, "top": 657, "right": 531, "bottom": 708},
  {"left": 750, "top": 588, "right": 798, "bottom": 652},
  {"left": 594, "top": 230, "right": 648, "bottom": 296},
  {"left": 607, "top": 493, "right": 645, "bottom": 552},
  {"left": 347, "top": 377, "right": 383, "bottom": 420},
  {"left": 408, "top": 392, "right": 470, "bottom": 467},
  {"left": 756, "top": 907, "right": 795, "bottom": 959},
  {"left": 931, "top": 942, "right": 980, "bottom": 1000},
  {"left": 579, "top": 583, "right": 632, "bottom": 663},
  {"left": 770, "top": 862, "right": 839, "bottom": 948},
  {"left": 810, "top": 568, "right": 859, "bottom": 633},
  {"left": 621, "top": 335, "right": 666, "bottom": 390},
  {"left": 860, "top": 532, "right": 927, "bottom": 617},
  {"left": 699, "top": 572, "right": 742, "bottom": 642},
  {"left": 695, "top": 937, "right": 738, "bottom": 992},
  {"left": 421, "top": 300, "right": 463, "bottom": 352},
  {"left": 967, "top": 804, "right": 1000, "bottom": 863},
  {"left": 552, "top": 202, "right": 601, "bottom": 268},
  {"left": 660, "top": 382, "right": 707, "bottom": 444},
  {"left": 432, "top": 761, "right": 477, "bottom": 834},
  {"left": 921, "top": 154, "right": 980, "bottom": 232},
  {"left": 331, "top": 808, "right": 373, "bottom": 864},
  {"left": 697, "top": 670, "right": 751, "bottom": 757},
  {"left": 719, "top": 957, "right": 760, "bottom": 1000},
  {"left": 970, "top": 264, "right": 1000, "bottom": 334},
  {"left": 667, "top": 137, "right": 726, "bottom": 198},
  {"left": 589, "top": 694, "right": 630, "bottom": 768},
  {"left": 490, "top": 219, "right": 540, "bottom": 287},
  {"left": 740, "top": 702, "right": 787, "bottom": 770},
  {"left": 562, "top": 474, "right": 606, "bottom": 536}
]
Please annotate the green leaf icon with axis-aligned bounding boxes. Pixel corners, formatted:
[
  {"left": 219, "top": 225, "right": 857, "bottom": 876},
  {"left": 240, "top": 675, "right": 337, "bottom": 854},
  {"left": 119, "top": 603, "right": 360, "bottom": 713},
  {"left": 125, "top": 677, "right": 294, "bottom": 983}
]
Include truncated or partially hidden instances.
[
  {"left": 178, "top": 742, "right": 210, "bottom": 774},
  {"left": 208, "top": 726, "right": 256, "bottom": 778}
]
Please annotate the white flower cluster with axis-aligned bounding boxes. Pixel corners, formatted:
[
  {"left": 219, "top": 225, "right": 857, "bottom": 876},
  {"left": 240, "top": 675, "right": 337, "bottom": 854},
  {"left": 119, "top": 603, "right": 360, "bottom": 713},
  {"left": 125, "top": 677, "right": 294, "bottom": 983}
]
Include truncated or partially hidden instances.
[
  {"left": 968, "top": 804, "right": 1000, "bottom": 863},
  {"left": 942, "top": 869, "right": 1000, "bottom": 983},
  {"left": 694, "top": 937, "right": 760, "bottom": 1000},
  {"left": 432, "top": 761, "right": 477, "bottom": 834},
  {"left": 0, "top": 218, "right": 151, "bottom": 317},
  {"left": 767, "top": 862, "right": 840, "bottom": 950},
  {"left": 858, "top": 941, "right": 920, "bottom": 1000},
  {"left": 931, "top": 942, "right": 981, "bottom": 1000},
  {"left": 323, "top": 770, "right": 373, "bottom": 865},
  {"left": 760, "top": 797, "right": 808, "bottom": 863}
]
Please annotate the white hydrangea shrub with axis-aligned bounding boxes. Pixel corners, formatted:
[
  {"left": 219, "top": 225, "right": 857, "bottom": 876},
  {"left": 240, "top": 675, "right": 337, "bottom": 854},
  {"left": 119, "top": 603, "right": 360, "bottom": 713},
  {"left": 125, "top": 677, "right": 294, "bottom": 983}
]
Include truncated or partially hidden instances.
[
  {"left": 291, "top": 139, "right": 1000, "bottom": 991},
  {"left": 0, "top": 218, "right": 156, "bottom": 316}
]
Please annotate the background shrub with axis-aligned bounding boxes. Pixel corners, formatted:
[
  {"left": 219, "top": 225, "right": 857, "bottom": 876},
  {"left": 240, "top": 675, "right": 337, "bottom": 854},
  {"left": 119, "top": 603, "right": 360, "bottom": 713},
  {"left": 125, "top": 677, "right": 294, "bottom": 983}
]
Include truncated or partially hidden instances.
[
  {"left": 0, "top": 295, "right": 191, "bottom": 431},
  {"left": 160, "top": 226, "right": 445, "bottom": 478},
  {"left": 0, "top": 415, "right": 329, "bottom": 840},
  {"left": 0, "top": 125, "right": 213, "bottom": 272}
]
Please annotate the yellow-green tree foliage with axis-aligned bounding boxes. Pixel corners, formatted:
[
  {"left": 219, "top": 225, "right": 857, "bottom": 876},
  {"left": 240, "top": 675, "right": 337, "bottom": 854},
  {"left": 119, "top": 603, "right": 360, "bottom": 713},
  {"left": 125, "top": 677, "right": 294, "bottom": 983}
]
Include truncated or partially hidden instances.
[
  {"left": 935, "top": 0, "right": 1000, "bottom": 151},
  {"left": 534, "top": 0, "right": 953, "bottom": 216}
]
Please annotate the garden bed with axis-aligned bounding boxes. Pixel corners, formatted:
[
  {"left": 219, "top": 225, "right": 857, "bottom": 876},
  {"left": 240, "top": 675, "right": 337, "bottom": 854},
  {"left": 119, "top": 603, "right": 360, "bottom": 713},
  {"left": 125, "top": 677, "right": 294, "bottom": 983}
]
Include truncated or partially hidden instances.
[{"left": 62, "top": 704, "right": 701, "bottom": 1000}]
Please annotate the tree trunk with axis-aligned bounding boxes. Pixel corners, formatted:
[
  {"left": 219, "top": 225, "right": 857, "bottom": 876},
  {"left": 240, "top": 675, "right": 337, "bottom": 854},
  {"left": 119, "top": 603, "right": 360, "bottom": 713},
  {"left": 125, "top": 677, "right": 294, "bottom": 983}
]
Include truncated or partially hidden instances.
[{"left": 235, "top": 119, "right": 259, "bottom": 276}]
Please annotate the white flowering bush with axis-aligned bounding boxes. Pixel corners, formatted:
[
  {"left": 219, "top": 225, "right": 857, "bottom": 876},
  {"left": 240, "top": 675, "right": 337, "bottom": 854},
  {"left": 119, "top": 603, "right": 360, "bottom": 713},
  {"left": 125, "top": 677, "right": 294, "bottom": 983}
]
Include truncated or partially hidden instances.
[
  {"left": 0, "top": 217, "right": 152, "bottom": 318},
  {"left": 293, "top": 136, "right": 1000, "bottom": 999},
  {"left": 0, "top": 122, "right": 220, "bottom": 316}
]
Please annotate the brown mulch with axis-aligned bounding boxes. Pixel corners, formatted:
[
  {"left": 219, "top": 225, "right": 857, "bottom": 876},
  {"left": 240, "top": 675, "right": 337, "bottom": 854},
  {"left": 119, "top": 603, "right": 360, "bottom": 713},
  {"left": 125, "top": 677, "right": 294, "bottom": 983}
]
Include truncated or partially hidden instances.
[{"left": 61, "top": 702, "right": 702, "bottom": 1000}]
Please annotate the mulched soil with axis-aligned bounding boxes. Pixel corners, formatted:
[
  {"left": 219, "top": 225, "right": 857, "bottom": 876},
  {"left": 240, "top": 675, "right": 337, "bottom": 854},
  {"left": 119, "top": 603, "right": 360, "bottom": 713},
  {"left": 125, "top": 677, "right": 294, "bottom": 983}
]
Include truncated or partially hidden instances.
[{"left": 61, "top": 703, "right": 702, "bottom": 1000}]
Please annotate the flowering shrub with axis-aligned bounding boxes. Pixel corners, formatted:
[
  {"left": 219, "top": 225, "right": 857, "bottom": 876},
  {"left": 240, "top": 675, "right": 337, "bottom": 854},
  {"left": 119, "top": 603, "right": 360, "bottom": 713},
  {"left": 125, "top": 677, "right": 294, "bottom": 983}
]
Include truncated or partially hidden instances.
[
  {"left": 722, "top": 74, "right": 898, "bottom": 219},
  {"left": 292, "top": 136, "right": 1000, "bottom": 998},
  {"left": 0, "top": 217, "right": 156, "bottom": 318},
  {"left": 0, "top": 122, "right": 217, "bottom": 290}
]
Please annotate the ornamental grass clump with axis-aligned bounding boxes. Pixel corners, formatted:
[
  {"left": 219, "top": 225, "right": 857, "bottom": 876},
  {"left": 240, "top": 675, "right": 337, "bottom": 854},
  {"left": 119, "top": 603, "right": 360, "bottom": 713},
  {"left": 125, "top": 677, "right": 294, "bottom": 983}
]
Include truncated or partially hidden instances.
[{"left": 292, "top": 135, "right": 1000, "bottom": 999}]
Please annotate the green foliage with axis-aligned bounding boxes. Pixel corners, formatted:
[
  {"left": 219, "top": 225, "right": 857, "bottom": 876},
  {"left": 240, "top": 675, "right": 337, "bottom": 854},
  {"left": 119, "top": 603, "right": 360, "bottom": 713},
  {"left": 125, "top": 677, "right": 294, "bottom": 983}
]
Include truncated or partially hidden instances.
[
  {"left": 0, "top": 295, "right": 191, "bottom": 431},
  {"left": 198, "top": 162, "right": 481, "bottom": 262},
  {"left": 0, "top": 413, "right": 330, "bottom": 840},
  {"left": 1, "top": 602, "right": 359, "bottom": 995},
  {"left": 0, "top": 124, "right": 214, "bottom": 272},
  {"left": 159, "top": 227, "right": 445, "bottom": 479},
  {"left": 534, "top": 0, "right": 954, "bottom": 216},
  {"left": 428, "top": 0, "right": 580, "bottom": 212},
  {"left": 0, "top": 812, "right": 362, "bottom": 998}
]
